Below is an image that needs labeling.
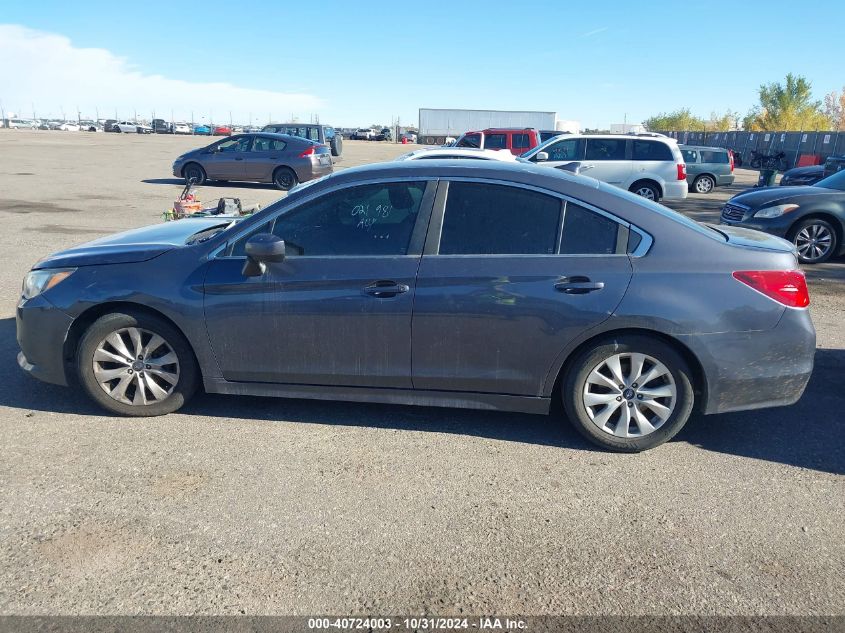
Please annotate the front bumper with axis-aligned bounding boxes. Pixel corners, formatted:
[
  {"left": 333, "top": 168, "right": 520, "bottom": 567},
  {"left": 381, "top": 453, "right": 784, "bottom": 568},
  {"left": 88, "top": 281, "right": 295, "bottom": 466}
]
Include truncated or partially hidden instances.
[
  {"left": 16, "top": 295, "right": 74, "bottom": 386},
  {"left": 680, "top": 306, "right": 816, "bottom": 415}
]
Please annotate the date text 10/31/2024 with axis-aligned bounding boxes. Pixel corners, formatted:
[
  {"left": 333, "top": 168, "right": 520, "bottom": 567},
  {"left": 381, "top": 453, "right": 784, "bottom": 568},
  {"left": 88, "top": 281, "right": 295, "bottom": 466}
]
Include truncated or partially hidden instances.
[{"left": 307, "top": 616, "right": 527, "bottom": 630}]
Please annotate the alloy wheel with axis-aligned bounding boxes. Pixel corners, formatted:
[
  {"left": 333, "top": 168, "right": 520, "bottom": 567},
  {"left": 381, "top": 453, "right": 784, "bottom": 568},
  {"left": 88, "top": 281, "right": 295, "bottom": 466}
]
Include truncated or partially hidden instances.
[
  {"left": 795, "top": 223, "right": 833, "bottom": 262},
  {"left": 582, "top": 352, "right": 677, "bottom": 438},
  {"left": 92, "top": 327, "right": 180, "bottom": 405},
  {"left": 635, "top": 186, "right": 656, "bottom": 200},
  {"left": 695, "top": 176, "right": 714, "bottom": 193}
]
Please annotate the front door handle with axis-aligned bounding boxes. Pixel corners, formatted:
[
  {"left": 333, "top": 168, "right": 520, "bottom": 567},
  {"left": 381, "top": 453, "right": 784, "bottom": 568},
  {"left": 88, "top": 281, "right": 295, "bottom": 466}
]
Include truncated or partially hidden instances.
[
  {"left": 555, "top": 276, "right": 605, "bottom": 294},
  {"left": 363, "top": 281, "right": 409, "bottom": 298}
]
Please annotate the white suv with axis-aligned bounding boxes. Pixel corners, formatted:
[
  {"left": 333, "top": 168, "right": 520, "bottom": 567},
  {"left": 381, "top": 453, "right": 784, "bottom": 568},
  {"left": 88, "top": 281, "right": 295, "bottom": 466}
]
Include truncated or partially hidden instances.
[{"left": 521, "top": 133, "right": 688, "bottom": 201}]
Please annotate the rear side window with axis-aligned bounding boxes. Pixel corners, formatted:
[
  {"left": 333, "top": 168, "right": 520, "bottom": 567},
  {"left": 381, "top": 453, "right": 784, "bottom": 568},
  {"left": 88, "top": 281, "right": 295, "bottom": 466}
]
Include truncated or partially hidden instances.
[
  {"left": 559, "top": 202, "right": 619, "bottom": 255},
  {"left": 439, "top": 182, "right": 561, "bottom": 255},
  {"left": 632, "top": 140, "right": 674, "bottom": 161},
  {"left": 512, "top": 133, "right": 531, "bottom": 149},
  {"left": 251, "top": 136, "right": 286, "bottom": 152},
  {"left": 586, "top": 138, "right": 626, "bottom": 160},
  {"left": 700, "top": 150, "right": 729, "bottom": 164},
  {"left": 484, "top": 134, "right": 507, "bottom": 149}
]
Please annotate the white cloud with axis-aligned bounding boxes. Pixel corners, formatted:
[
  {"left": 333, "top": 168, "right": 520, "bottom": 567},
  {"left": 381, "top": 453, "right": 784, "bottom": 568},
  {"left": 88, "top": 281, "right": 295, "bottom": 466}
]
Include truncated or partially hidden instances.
[
  {"left": 0, "top": 24, "right": 324, "bottom": 122},
  {"left": 581, "top": 27, "right": 609, "bottom": 38}
]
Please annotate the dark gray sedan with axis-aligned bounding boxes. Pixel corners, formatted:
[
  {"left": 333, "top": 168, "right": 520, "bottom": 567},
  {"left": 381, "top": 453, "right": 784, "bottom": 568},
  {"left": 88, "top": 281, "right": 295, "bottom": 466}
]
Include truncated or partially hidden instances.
[
  {"left": 171, "top": 133, "right": 333, "bottom": 190},
  {"left": 17, "top": 161, "right": 815, "bottom": 452}
]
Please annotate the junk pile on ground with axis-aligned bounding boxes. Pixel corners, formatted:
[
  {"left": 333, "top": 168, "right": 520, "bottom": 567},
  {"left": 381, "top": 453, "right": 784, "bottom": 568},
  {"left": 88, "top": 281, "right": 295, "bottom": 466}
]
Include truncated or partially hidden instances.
[{"left": 164, "top": 180, "right": 261, "bottom": 221}]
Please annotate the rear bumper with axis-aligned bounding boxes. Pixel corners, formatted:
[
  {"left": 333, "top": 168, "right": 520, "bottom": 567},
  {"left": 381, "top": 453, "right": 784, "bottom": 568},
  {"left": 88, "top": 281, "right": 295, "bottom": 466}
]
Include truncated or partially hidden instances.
[
  {"left": 16, "top": 295, "right": 73, "bottom": 386},
  {"left": 680, "top": 307, "right": 816, "bottom": 415},
  {"left": 662, "top": 181, "right": 688, "bottom": 200}
]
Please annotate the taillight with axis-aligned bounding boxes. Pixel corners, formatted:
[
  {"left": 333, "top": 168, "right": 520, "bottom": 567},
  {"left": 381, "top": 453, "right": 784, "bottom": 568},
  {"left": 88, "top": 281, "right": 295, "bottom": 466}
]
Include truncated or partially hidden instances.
[
  {"left": 298, "top": 146, "right": 316, "bottom": 158},
  {"left": 732, "top": 270, "right": 810, "bottom": 308},
  {"left": 729, "top": 151, "right": 735, "bottom": 172},
  {"left": 677, "top": 163, "right": 687, "bottom": 180}
]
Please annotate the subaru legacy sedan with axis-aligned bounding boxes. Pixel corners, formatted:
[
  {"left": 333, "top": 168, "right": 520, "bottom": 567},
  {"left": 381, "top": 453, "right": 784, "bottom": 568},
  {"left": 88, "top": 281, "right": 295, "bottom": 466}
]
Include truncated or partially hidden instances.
[
  {"left": 172, "top": 133, "right": 332, "bottom": 190},
  {"left": 17, "top": 161, "right": 814, "bottom": 452}
]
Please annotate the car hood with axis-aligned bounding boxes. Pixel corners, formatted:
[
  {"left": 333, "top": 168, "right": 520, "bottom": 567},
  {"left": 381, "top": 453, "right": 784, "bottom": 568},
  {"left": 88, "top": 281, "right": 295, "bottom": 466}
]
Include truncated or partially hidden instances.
[
  {"left": 783, "top": 165, "right": 823, "bottom": 177},
  {"left": 33, "top": 218, "right": 230, "bottom": 270},
  {"left": 730, "top": 185, "right": 843, "bottom": 207}
]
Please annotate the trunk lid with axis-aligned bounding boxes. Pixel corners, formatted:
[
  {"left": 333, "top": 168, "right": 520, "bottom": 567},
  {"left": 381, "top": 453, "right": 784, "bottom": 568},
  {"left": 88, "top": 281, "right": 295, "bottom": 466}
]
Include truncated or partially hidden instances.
[{"left": 707, "top": 223, "right": 797, "bottom": 255}]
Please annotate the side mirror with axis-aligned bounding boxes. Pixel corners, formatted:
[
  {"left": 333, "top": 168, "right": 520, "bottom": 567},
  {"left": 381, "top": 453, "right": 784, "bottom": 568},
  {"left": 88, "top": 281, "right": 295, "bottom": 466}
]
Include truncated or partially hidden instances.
[
  {"left": 557, "top": 161, "right": 582, "bottom": 175},
  {"left": 242, "top": 233, "right": 286, "bottom": 277},
  {"left": 534, "top": 151, "right": 549, "bottom": 162}
]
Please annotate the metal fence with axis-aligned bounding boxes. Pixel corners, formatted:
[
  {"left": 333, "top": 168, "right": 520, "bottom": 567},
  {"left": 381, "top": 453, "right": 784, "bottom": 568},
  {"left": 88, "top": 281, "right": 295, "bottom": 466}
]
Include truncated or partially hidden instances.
[{"left": 660, "top": 130, "right": 845, "bottom": 169}]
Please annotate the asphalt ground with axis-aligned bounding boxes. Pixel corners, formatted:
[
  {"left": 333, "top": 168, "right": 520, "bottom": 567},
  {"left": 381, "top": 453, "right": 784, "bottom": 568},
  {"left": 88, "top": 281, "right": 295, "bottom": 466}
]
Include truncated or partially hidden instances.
[{"left": 0, "top": 131, "right": 842, "bottom": 616}]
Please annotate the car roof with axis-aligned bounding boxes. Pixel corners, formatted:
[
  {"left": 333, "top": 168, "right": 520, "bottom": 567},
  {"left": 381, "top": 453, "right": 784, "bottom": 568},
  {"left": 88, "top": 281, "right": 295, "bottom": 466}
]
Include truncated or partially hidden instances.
[
  {"left": 680, "top": 144, "right": 728, "bottom": 151},
  {"left": 241, "top": 132, "right": 314, "bottom": 143}
]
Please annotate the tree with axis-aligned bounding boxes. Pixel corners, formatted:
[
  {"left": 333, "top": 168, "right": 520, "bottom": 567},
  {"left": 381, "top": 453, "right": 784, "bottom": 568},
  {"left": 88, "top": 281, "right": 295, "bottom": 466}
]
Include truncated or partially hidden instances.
[
  {"left": 823, "top": 88, "right": 845, "bottom": 131},
  {"left": 707, "top": 110, "right": 740, "bottom": 131},
  {"left": 643, "top": 108, "right": 705, "bottom": 132},
  {"left": 744, "top": 74, "right": 831, "bottom": 131}
]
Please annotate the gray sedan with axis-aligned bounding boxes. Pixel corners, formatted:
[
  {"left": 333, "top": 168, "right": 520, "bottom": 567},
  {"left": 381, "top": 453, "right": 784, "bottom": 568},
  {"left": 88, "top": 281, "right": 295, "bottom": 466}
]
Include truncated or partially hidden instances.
[
  {"left": 171, "top": 133, "right": 333, "bottom": 190},
  {"left": 17, "top": 161, "right": 814, "bottom": 452}
]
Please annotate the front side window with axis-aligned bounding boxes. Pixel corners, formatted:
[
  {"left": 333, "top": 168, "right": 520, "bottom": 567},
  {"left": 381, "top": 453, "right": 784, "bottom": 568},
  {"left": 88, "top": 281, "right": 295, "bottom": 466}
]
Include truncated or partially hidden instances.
[
  {"left": 268, "top": 181, "right": 427, "bottom": 256},
  {"left": 439, "top": 182, "right": 561, "bottom": 255},
  {"left": 456, "top": 133, "right": 482, "bottom": 148},
  {"left": 560, "top": 202, "right": 620, "bottom": 255},
  {"left": 681, "top": 149, "right": 699, "bottom": 163},
  {"left": 543, "top": 138, "right": 584, "bottom": 161},
  {"left": 216, "top": 136, "right": 251, "bottom": 152},
  {"left": 586, "top": 138, "right": 626, "bottom": 161}
]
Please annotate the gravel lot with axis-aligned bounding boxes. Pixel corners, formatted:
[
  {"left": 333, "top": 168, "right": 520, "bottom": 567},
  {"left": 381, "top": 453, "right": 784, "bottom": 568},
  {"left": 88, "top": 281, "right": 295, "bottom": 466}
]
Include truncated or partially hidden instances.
[{"left": 0, "top": 131, "right": 843, "bottom": 616}]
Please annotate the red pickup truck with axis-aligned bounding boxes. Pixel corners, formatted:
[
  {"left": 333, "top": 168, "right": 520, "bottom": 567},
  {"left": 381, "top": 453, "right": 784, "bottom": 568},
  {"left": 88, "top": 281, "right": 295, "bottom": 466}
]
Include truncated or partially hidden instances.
[{"left": 455, "top": 128, "right": 542, "bottom": 156}]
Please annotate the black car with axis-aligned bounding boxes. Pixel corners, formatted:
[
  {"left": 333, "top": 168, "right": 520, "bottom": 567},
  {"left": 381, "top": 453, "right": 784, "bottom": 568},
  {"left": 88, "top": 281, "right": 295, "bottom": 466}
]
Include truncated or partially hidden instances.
[
  {"left": 720, "top": 169, "right": 845, "bottom": 263},
  {"left": 780, "top": 165, "right": 825, "bottom": 187},
  {"left": 152, "top": 118, "right": 173, "bottom": 134}
]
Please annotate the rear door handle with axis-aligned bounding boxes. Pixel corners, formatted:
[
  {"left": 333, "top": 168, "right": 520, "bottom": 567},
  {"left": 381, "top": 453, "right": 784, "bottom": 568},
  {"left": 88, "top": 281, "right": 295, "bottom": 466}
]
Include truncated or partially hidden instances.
[
  {"left": 555, "top": 277, "right": 605, "bottom": 294},
  {"left": 363, "top": 281, "right": 409, "bottom": 298}
]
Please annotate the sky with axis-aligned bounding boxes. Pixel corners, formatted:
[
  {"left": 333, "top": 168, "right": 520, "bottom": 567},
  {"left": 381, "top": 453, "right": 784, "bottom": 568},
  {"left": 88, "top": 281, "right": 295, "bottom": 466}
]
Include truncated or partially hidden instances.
[{"left": 0, "top": 0, "right": 843, "bottom": 129}]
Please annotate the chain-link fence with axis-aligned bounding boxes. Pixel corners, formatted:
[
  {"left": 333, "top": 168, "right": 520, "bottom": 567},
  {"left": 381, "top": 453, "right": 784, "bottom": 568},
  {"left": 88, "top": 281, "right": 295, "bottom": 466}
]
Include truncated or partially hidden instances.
[{"left": 660, "top": 130, "right": 844, "bottom": 169}]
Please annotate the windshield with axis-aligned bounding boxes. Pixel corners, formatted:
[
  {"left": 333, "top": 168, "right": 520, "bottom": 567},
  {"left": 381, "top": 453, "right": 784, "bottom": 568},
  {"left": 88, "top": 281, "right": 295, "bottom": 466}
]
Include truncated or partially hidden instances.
[{"left": 814, "top": 169, "right": 845, "bottom": 191}]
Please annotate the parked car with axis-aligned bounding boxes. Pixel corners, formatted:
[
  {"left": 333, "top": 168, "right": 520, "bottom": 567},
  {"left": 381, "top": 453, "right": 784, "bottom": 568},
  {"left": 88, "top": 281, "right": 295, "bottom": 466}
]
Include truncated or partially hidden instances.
[
  {"left": 261, "top": 123, "right": 342, "bottom": 158},
  {"left": 213, "top": 125, "right": 233, "bottom": 136},
  {"left": 114, "top": 121, "right": 153, "bottom": 134},
  {"left": 18, "top": 161, "right": 814, "bottom": 453},
  {"left": 454, "top": 128, "right": 542, "bottom": 156},
  {"left": 540, "top": 130, "right": 567, "bottom": 143},
  {"left": 679, "top": 145, "right": 735, "bottom": 194},
  {"left": 720, "top": 168, "right": 845, "bottom": 264},
  {"left": 78, "top": 120, "right": 102, "bottom": 132},
  {"left": 173, "top": 122, "right": 191, "bottom": 135},
  {"left": 152, "top": 119, "right": 173, "bottom": 134},
  {"left": 401, "top": 132, "right": 418, "bottom": 143},
  {"left": 374, "top": 127, "right": 393, "bottom": 141},
  {"left": 103, "top": 119, "right": 119, "bottom": 132},
  {"left": 780, "top": 165, "right": 826, "bottom": 187},
  {"left": 6, "top": 118, "right": 39, "bottom": 129},
  {"left": 57, "top": 122, "right": 81, "bottom": 132},
  {"left": 352, "top": 128, "right": 375, "bottom": 140},
  {"left": 521, "top": 133, "right": 688, "bottom": 201},
  {"left": 171, "top": 133, "right": 332, "bottom": 190},
  {"left": 823, "top": 155, "right": 845, "bottom": 178},
  {"left": 395, "top": 147, "right": 520, "bottom": 162},
  {"left": 192, "top": 124, "right": 212, "bottom": 135}
]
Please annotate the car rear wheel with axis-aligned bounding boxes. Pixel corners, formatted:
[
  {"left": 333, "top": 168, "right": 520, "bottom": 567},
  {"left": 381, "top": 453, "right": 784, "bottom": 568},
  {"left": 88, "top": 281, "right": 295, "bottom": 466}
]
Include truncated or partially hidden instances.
[
  {"left": 630, "top": 182, "right": 660, "bottom": 201},
  {"left": 273, "top": 167, "right": 298, "bottom": 191},
  {"left": 693, "top": 174, "right": 715, "bottom": 194},
  {"left": 77, "top": 311, "right": 199, "bottom": 416},
  {"left": 792, "top": 218, "right": 838, "bottom": 264},
  {"left": 563, "top": 335, "right": 695, "bottom": 452},
  {"left": 183, "top": 163, "right": 206, "bottom": 185}
]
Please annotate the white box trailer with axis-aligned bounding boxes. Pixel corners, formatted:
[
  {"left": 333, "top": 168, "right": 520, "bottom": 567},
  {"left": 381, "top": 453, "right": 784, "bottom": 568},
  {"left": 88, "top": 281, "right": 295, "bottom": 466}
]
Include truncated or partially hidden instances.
[{"left": 418, "top": 108, "right": 557, "bottom": 145}]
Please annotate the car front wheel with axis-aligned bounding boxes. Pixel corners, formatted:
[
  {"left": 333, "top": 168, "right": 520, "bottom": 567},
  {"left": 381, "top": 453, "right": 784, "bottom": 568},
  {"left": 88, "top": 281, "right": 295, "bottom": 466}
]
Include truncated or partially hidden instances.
[
  {"left": 77, "top": 311, "right": 199, "bottom": 416},
  {"left": 563, "top": 335, "right": 695, "bottom": 452},
  {"left": 183, "top": 163, "right": 206, "bottom": 185},
  {"left": 792, "top": 218, "right": 838, "bottom": 264}
]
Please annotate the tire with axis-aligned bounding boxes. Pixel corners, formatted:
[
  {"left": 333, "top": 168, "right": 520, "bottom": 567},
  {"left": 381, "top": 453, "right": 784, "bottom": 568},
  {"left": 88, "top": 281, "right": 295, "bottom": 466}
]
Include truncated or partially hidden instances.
[
  {"left": 791, "top": 217, "right": 838, "bottom": 264},
  {"left": 182, "top": 163, "right": 206, "bottom": 185},
  {"left": 330, "top": 135, "right": 342, "bottom": 157},
  {"left": 76, "top": 311, "right": 199, "bottom": 416},
  {"left": 273, "top": 166, "right": 297, "bottom": 191},
  {"left": 562, "top": 335, "right": 695, "bottom": 452},
  {"left": 692, "top": 174, "right": 715, "bottom": 194},
  {"left": 114, "top": 126, "right": 122, "bottom": 133},
  {"left": 629, "top": 181, "right": 660, "bottom": 201},
  {"left": 750, "top": 157, "right": 762, "bottom": 169}
]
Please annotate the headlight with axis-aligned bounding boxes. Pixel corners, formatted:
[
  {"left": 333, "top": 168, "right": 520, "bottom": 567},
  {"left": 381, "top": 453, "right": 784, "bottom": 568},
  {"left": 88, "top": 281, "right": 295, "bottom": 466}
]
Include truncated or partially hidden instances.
[
  {"left": 22, "top": 268, "right": 75, "bottom": 300},
  {"left": 754, "top": 204, "right": 799, "bottom": 219}
]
